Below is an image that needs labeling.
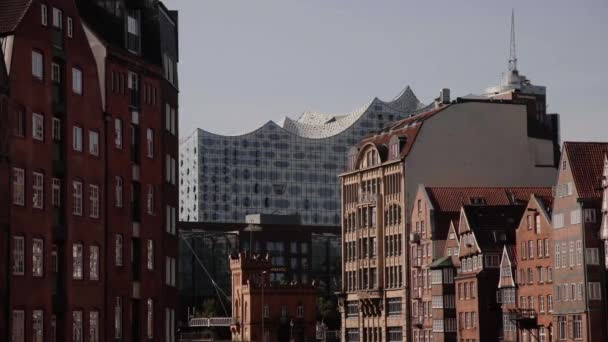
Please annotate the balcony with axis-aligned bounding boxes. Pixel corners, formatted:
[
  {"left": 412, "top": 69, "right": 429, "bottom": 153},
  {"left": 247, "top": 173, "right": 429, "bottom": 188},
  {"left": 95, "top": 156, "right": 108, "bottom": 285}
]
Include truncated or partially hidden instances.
[
  {"left": 412, "top": 316, "right": 423, "bottom": 327},
  {"left": 508, "top": 308, "right": 538, "bottom": 329},
  {"left": 410, "top": 232, "right": 421, "bottom": 244}
]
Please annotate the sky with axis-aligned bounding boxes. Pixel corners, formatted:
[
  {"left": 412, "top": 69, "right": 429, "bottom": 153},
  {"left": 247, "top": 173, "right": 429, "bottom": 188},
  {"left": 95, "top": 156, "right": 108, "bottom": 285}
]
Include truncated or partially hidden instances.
[{"left": 165, "top": 0, "right": 608, "bottom": 143}]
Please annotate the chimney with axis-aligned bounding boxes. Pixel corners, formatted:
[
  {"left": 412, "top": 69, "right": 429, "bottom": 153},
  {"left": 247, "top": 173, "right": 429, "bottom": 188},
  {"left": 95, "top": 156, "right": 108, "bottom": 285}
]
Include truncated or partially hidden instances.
[{"left": 440, "top": 88, "right": 450, "bottom": 104}]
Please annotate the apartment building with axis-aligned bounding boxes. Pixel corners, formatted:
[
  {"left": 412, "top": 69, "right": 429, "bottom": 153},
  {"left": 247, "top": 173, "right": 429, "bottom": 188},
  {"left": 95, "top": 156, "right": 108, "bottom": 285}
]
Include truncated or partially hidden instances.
[
  {"left": 410, "top": 186, "right": 551, "bottom": 342},
  {"left": 498, "top": 194, "right": 554, "bottom": 342},
  {"left": 601, "top": 155, "right": 608, "bottom": 269},
  {"left": 455, "top": 205, "right": 525, "bottom": 342},
  {"left": 0, "top": 0, "right": 178, "bottom": 341},
  {"left": 551, "top": 142, "right": 608, "bottom": 341}
]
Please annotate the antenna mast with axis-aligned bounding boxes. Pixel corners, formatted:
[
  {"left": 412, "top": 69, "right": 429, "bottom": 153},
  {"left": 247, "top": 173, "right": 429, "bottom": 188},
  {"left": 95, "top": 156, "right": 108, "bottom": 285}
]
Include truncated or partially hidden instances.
[{"left": 508, "top": 9, "right": 517, "bottom": 72}]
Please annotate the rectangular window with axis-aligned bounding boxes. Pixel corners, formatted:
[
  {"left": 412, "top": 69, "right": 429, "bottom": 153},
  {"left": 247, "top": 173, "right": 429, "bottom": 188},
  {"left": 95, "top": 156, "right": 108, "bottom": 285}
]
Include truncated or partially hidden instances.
[
  {"left": 147, "top": 299, "right": 154, "bottom": 339},
  {"left": 115, "top": 235, "right": 123, "bottom": 266},
  {"left": 72, "top": 181, "right": 82, "bottom": 215},
  {"left": 33, "top": 310, "right": 43, "bottom": 342},
  {"left": 537, "top": 239, "right": 543, "bottom": 258},
  {"left": 553, "top": 213, "right": 564, "bottom": 229},
  {"left": 41, "top": 4, "right": 48, "bottom": 26},
  {"left": 558, "top": 317, "right": 567, "bottom": 340},
  {"left": 89, "top": 245, "right": 99, "bottom": 280},
  {"left": 72, "top": 68, "right": 82, "bottom": 94},
  {"left": 32, "top": 171, "right": 44, "bottom": 209},
  {"left": 588, "top": 282, "right": 602, "bottom": 300},
  {"left": 52, "top": 62, "right": 61, "bottom": 83},
  {"left": 584, "top": 209, "right": 596, "bottom": 223},
  {"left": 586, "top": 248, "right": 600, "bottom": 265},
  {"left": 12, "top": 236, "right": 25, "bottom": 275},
  {"left": 72, "top": 126, "right": 82, "bottom": 151},
  {"left": 72, "top": 243, "right": 83, "bottom": 279},
  {"left": 52, "top": 178, "right": 61, "bottom": 208},
  {"left": 88, "top": 131, "right": 99, "bottom": 156},
  {"left": 115, "top": 177, "right": 123, "bottom": 207},
  {"left": 72, "top": 311, "right": 83, "bottom": 342},
  {"left": 147, "top": 239, "right": 154, "bottom": 270},
  {"left": 115, "top": 297, "right": 122, "bottom": 339},
  {"left": 12, "top": 310, "right": 25, "bottom": 342},
  {"left": 15, "top": 109, "right": 25, "bottom": 137},
  {"left": 32, "top": 238, "right": 44, "bottom": 277},
  {"left": 114, "top": 118, "right": 123, "bottom": 148},
  {"left": 13, "top": 168, "right": 25, "bottom": 206},
  {"left": 146, "top": 128, "right": 154, "bottom": 158},
  {"left": 147, "top": 185, "right": 154, "bottom": 215},
  {"left": 52, "top": 7, "right": 62, "bottom": 29},
  {"left": 52, "top": 117, "right": 61, "bottom": 141},
  {"left": 548, "top": 295, "right": 553, "bottom": 312},
  {"left": 544, "top": 239, "right": 550, "bottom": 257},
  {"left": 32, "top": 51, "right": 43, "bottom": 79},
  {"left": 573, "top": 315, "right": 583, "bottom": 339},
  {"left": 89, "top": 184, "right": 99, "bottom": 218},
  {"left": 89, "top": 311, "right": 99, "bottom": 342},
  {"left": 67, "top": 17, "right": 73, "bottom": 38},
  {"left": 33, "top": 113, "right": 44, "bottom": 141}
]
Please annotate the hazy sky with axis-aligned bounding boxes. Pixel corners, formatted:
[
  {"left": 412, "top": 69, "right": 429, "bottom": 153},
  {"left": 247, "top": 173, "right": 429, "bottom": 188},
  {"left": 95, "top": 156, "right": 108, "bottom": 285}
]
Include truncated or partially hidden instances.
[{"left": 165, "top": 0, "right": 607, "bottom": 142}]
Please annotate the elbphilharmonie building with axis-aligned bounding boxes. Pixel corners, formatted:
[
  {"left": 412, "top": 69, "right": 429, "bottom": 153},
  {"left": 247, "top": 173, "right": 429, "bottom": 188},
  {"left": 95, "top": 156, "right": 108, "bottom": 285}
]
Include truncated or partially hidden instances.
[{"left": 179, "top": 87, "right": 434, "bottom": 225}]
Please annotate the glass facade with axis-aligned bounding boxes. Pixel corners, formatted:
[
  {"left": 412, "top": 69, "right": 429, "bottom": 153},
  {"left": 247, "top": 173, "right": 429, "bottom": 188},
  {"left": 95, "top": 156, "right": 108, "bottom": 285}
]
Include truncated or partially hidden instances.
[{"left": 179, "top": 87, "right": 432, "bottom": 225}]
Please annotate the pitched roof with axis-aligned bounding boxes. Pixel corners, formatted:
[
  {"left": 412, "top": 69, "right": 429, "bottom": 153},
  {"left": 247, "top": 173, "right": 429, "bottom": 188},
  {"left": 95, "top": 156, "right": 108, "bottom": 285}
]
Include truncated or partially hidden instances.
[
  {"left": 564, "top": 142, "right": 608, "bottom": 200},
  {"left": 462, "top": 204, "right": 525, "bottom": 250},
  {"left": 0, "top": 0, "right": 32, "bottom": 35},
  {"left": 426, "top": 187, "right": 553, "bottom": 213}
]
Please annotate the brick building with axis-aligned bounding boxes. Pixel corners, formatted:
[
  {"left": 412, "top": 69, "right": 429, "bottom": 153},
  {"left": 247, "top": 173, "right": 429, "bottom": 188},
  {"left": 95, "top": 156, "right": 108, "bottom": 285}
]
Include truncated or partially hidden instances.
[
  {"left": 601, "top": 155, "right": 608, "bottom": 268},
  {"left": 551, "top": 142, "right": 608, "bottom": 341},
  {"left": 229, "top": 253, "right": 317, "bottom": 342},
  {"left": 0, "top": 0, "right": 178, "bottom": 341},
  {"left": 339, "top": 92, "right": 559, "bottom": 341},
  {"left": 497, "top": 194, "right": 554, "bottom": 342},
  {"left": 410, "top": 186, "right": 551, "bottom": 342}
]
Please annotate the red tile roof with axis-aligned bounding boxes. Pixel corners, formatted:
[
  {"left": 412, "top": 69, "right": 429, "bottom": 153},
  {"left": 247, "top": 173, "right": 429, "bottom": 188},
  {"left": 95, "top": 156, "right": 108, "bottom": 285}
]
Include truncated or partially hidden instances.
[
  {"left": 564, "top": 142, "right": 608, "bottom": 200},
  {"left": 0, "top": 0, "right": 31, "bottom": 35},
  {"left": 426, "top": 187, "right": 553, "bottom": 213}
]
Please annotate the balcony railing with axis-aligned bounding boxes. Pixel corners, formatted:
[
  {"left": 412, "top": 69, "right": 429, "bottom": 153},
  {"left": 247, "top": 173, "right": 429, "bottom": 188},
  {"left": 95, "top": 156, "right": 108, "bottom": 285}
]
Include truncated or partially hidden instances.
[{"left": 358, "top": 192, "right": 380, "bottom": 205}]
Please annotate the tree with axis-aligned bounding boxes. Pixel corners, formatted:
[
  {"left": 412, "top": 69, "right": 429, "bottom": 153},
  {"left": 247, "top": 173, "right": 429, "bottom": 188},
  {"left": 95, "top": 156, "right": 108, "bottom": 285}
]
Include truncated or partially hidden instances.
[
  {"left": 317, "top": 297, "right": 339, "bottom": 328},
  {"left": 200, "top": 298, "right": 221, "bottom": 318}
]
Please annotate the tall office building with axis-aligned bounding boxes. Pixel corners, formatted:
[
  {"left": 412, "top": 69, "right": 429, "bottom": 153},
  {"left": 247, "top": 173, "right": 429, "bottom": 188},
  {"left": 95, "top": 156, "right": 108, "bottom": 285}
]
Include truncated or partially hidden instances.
[{"left": 0, "top": 0, "right": 179, "bottom": 341}]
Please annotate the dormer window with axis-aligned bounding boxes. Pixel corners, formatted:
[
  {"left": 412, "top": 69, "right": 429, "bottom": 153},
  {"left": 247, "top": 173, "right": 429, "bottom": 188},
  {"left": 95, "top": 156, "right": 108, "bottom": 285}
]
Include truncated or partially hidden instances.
[{"left": 390, "top": 143, "right": 399, "bottom": 159}]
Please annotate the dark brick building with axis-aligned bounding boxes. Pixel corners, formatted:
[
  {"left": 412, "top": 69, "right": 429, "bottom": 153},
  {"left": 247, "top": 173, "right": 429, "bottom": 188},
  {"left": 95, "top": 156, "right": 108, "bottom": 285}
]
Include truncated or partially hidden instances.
[{"left": 0, "top": 0, "right": 178, "bottom": 341}]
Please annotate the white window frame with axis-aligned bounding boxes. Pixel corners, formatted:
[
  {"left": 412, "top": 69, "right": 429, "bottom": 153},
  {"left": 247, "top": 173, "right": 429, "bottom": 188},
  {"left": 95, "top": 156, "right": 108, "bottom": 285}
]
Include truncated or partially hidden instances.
[
  {"left": 32, "top": 171, "right": 44, "bottom": 209},
  {"left": 72, "top": 126, "right": 83, "bottom": 151},
  {"left": 147, "top": 184, "right": 154, "bottom": 215},
  {"left": 33, "top": 113, "right": 44, "bottom": 141},
  {"left": 89, "top": 245, "right": 99, "bottom": 280},
  {"left": 147, "top": 239, "right": 154, "bottom": 270},
  {"left": 12, "top": 310, "right": 25, "bottom": 342},
  {"left": 52, "top": 178, "right": 61, "bottom": 208},
  {"left": 13, "top": 168, "right": 25, "bottom": 206},
  {"left": 89, "top": 311, "right": 99, "bottom": 342},
  {"left": 32, "top": 238, "right": 44, "bottom": 277},
  {"left": 115, "top": 235, "right": 123, "bottom": 267},
  {"left": 89, "top": 184, "right": 99, "bottom": 218},
  {"left": 41, "top": 4, "right": 48, "bottom": 26},
  {"left": 72, "top": 67, "right": 83, "bottom": 95},
  {"left": 52, "top": 7, "right": 62, "bottom": 29},
  {"left": 146, "top": 128, "right": 154, "bottom": 158},
  {"left": 72, "top": 243, "right": 83, "bottom": 279},
  {"left": 13, "top": 236, "right": 25, "bottom": 275},
  {"left": 67, "top": 16, "right": 73, "bottom": 38},
  {"left": 114, "top": 118, "right": 123, "bottom": 149},
  {"left": 32, "top": 51, "right": 43, "bottom": 79},
  {"left": 73, "top": 310, "right": 83, "bottom": 342},
  {"left": 33, "top": 310, "right": 44, "bottom": 342},
  {"left": 115, "top": 297, "right": 122, "bottom": 339},
  {"left": 147, "top": 299, "right": 154, "bottom": 339},
  {"left": 88, "top": 131, "right": 99, "bottom": 156},
  {"left": 52, "top": 117, "right": 61, "bottom": 141},
  {"left": 72, "top": 181, "right": 83, "bottom": 216},
  {"left": 115, "top": 177, "right": 123, "bottom": 208},
  {"left": 51, "top": 62, "right": 61, "bottom": 83}
]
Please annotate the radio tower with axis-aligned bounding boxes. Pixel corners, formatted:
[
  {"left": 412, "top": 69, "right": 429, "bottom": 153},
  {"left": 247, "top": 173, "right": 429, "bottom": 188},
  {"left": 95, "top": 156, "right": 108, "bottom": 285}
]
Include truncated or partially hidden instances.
[{"left": 508, "top": 9, "right": 518, "bottom": 72}]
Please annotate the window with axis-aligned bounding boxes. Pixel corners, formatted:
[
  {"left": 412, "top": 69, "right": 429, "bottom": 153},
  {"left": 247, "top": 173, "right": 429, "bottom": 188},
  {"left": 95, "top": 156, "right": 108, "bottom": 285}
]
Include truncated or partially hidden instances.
[
  {"left": 15, "top": 109, "right": 25, "bottom": 137},
  {"left": 67, "top": 17, "right": 73, "bottom": 38},
  {"left": 33, "top": 310, "right": 43, "bottom": 342},
  {"left": 89, "top": 311, "right": 99, "bottom": 342},
  {"left": 72, "top": 126, "right": 83, "bottom": 151},
  {"left": 575, "top": 240, "right": 582, "bottom": 265},
  {"left": 52, "top": 62, "right": 61, "bottom": 82},
  {"left": 115, "top": 177, "right": 123, "bottom": 207},
  {"left": 297, "top": 304, "right": 304, "bottom": 318},
  {"left": 433, "top": 320, "right": 444, "bottom": 332},
  {"left": 387, "top": 297, "right": 402, "bottom": 315},
  {"left": 114, "top": 297, "right": 122, "bottom": 339},
  {"left": 72, "top": 181, "right": 82, "bottom": 215},
  {"left": 166, "top": 205, "right": 176, "bottom": 234},
  {"left": 89, "top": 185, "right": 99, "bottom": 218},
  {"left": 33, "top": 113, "right": 44, "bottom": 141},
  {"left": 115, "top": 235, "right": 123, "bottom": 266},
  {"left": 52, "top": 7, "right": 62, "bottom": 29},
  {"left": 548, "top": 295, "right": 553, "bottom": 312},
  {"left": 89, "top": 245, "right": 99, "bottom": 280},
  {"left": 32, "top": 171, "right": 44, "bottom": 209},
  {"left": 165, "top": 256, "right": 176, "bottom": 286},
  {"left": 539, "top": 295, "right": 545, "bottom": 312},
  {"left": 528, "top": 240, "right": 534, "bottom": 260},
  {"left": 544, "top": 239, "right": 550, "bottom": 257},
  {"left": 72, "top": 243, "right": 83, "bottom": 279},
  {"left": 32, "top": 238, "right": 44, "bottom": 277},
  {"left": 537, "top": 239, "right": 543, "bottom": 258},
  {"left": 12, "top": 168, "right": 25, "bottom": 206},
  {"left": 146, "top": 128, "right": 154, "bottom": 158},
  {"left": 88, "top": 131, "right": 99, "bottom": 156},
  {"left": 165, "top": 308, "right": 175, "bottom": 342},
  {"left": 13, "top": 310, "right": 25, "bottom": 342},
  {"left": 114, "top": 118, "right": 123, "bottom": 148},
  {"left": 586, "top": 248, "right": 600, "bottom": 265},
  {"left": 32, "top": 51, "right": 43, "bottom": 79},
  {"left": 52, "top": 117, "right": 61, "bottom": 141},
  {"left": 147, "top": 240, "right": 154, "bottom": 270},
  {"left": 573, "top": 315, "right": 583, "bottom": 339},
  {"left": 588, "top": 282, "right": 602, "bottom": 300},
  {"left": 553, "top": 213, "right": 564, "bottom": 229},
  {"left": 51, "top": 178, "right": 61, "bottom": 207},
  {"left": 72, "top": 68, "right": 82, "bottom": 94},
  {"left": 41, "top": 4, "right": 48, "bottom": 26},
  {"left": 126, "top": 10, "right": 140, "bottom": 53},
  {"left": 12, "top": 236, "right": 25, "bottom": 275},
  {"left": 584, "top": 209, "right": 596, "bottom": 223},
  {"left": 165, "top": 103, "right": 177, "bottom": 135},
  {"left": 547, "top": 267, "right": 553, "bottom": 282},
  {"left": 147, "top": 299, "right": 154, "bottom": 338},
  {"left": 147, "top": 185, "right": 154, "bottom": 214}
]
